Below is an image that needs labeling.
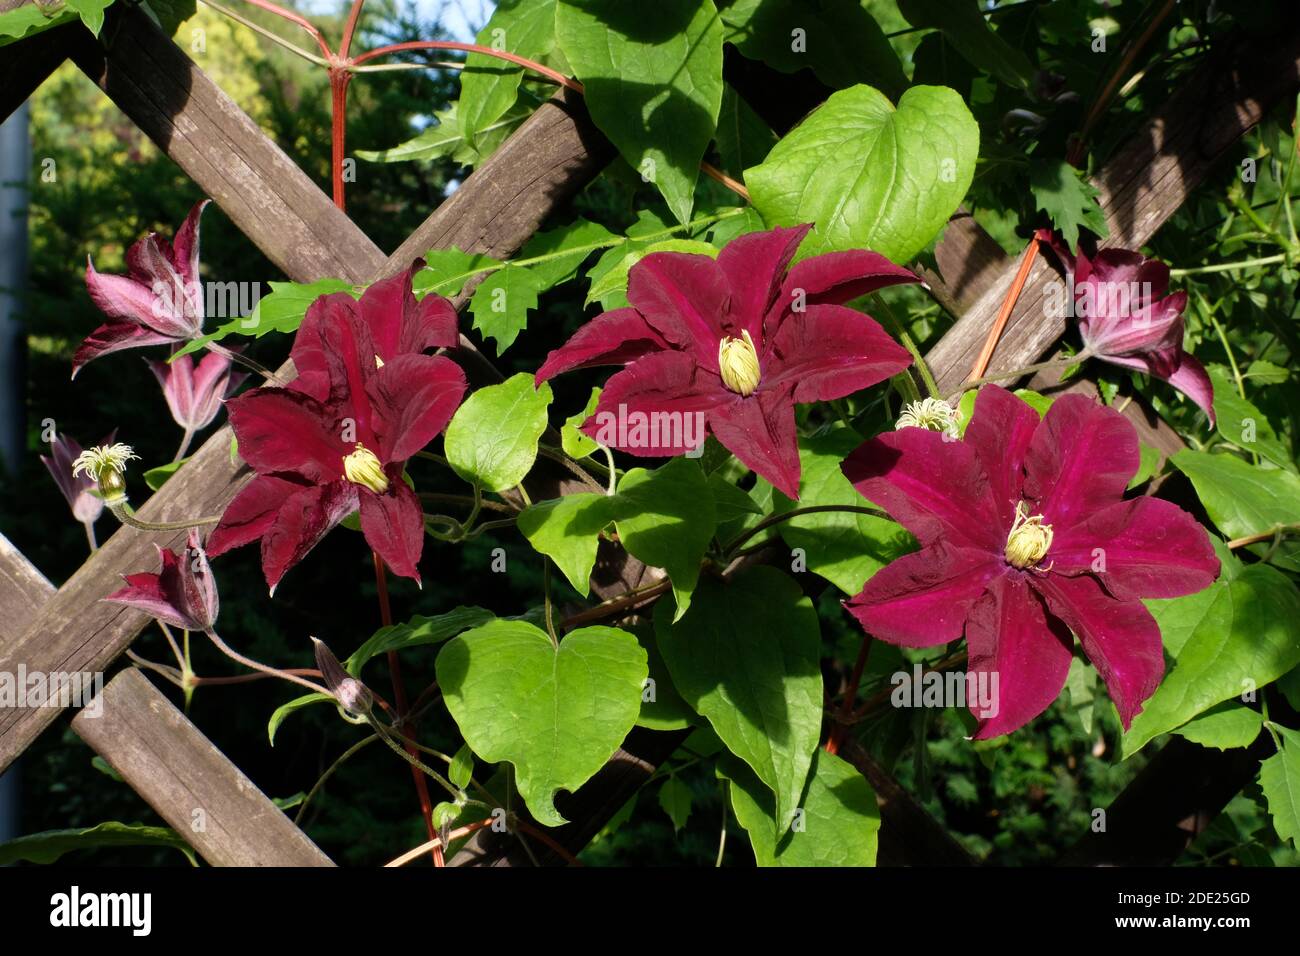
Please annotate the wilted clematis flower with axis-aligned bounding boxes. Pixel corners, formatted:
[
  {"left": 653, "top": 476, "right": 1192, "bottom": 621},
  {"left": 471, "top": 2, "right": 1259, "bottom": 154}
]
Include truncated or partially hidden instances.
[
  {"left": 42, "top": 432, "right": 113, "bottom": 525},
  {"left": 842, "top": 385, "right": 1219, "bottom": 738},
  {"left": 535, "top": 225, "right": 918, "bottom": 499},
  {"left": 147, "top": 349, "right": 248, "bottom": 437},
  {"left": 207, "top": 270, "right": 466, "bottom": 592},
  {"left": 76, "top": 200, "right": 210, "bottom": 376},
  {"left": 104, "top": 529, "right": 219, "bottom": 632},
  {"left": 1037, "top": 228, "right": 1214, "bottom": 424}
]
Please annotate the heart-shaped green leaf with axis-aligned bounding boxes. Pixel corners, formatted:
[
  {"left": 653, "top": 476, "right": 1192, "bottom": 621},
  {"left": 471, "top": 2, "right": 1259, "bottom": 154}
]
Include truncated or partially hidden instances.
[
  {"left": 444, "top": 373, "right": 553, "bottom": 493},
  {"left": 517, "top": 493, "right": 618, "bottom": 596},
  {"left": 436, "top": 619, "right": 648, "bottom": 827},
  {"left": 746, "top": 84, "right": 978, "bottom": 263}
]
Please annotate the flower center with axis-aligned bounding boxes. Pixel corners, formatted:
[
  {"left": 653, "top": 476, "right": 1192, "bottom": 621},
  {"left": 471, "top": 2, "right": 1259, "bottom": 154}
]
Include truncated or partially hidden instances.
[
  {"left": 342, "top": 443, "right": 389, "bottom": 494},
  {"left": 896, "top": 397, "right": 961, "bottom": 437},
  {"left": 718, "top": 329, "right": 761, "bottom": 396},
  {"left": 1004, "top": 501, "right": 1053, "bottom": 569}
]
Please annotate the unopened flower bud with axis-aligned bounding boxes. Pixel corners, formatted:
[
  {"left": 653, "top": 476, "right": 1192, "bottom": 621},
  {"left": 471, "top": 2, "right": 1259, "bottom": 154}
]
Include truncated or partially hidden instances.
[{"left": 312, "top": 637, "right": 373, "bottom": 715}]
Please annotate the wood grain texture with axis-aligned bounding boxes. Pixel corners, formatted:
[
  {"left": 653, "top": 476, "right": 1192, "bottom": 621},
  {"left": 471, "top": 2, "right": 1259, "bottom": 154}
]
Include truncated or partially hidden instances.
[
  {"left": 71, "top": 669, "right": 334, "bottom": 866},
  {"left": 0, "top": 11, "right": 72, "bottom": 125},
  {"left": 924, "top": 28, "right": 1300, "bottom": 394}
]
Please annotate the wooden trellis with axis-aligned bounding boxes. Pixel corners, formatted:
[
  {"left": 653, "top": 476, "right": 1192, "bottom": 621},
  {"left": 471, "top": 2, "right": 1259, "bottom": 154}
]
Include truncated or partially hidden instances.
[{"left": 0, "top": 0, "right": 1297, "bottom": 866}]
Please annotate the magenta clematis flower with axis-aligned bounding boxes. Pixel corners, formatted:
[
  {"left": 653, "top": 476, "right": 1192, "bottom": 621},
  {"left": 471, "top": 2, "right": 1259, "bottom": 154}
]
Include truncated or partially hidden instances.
[
  {"left": 207, "top": 269, "right": 466, "bottom": 592},
  {"left": 105, "top": 529, "right": 219, "bottom": 632},
  {"left": 842, "top": 385, "right": 1219, "bottom": 738},
  {"left": 147, "top": 350, "right": 249, "bottom": 436},
  {"left": 535, "top": 225, "right": 917, "bottom": 499},
  {"left": 41, "top": 431, "right": 113, "bottom": 525},
  {"left": 77, "top": 200, "right": 211, "bottom": 376},
  {"left": 1037, "top": 228, "right": 1214, "bottom": 424}
]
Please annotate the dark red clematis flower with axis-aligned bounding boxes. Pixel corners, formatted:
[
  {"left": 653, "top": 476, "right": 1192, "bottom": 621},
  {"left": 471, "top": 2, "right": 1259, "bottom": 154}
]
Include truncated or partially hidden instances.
[
  {"left": 1037, "top": 228, "right": 1214, "bottom": 424},
  {"left": 105, "top": 529, "right": 219, "bottom": 632},
  {"left": 207, "top": 270, "right": 466, "bottom": 592},
  {"left": 842, "top": 385, "right": 1219, "bottom": 738},
  {"left": 535, "top": 225, "right": 917, "bottom": 499},
  {"left": 78, "top": 200, "right": 210, "bottom": 376}
]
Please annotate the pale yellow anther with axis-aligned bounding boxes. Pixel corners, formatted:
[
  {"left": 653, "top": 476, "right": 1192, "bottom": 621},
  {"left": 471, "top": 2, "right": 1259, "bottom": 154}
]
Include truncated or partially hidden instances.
[
  {"left": 718, "top": 329, "right": 761, "bottom": 396},
  {"left": 1004, "top": 501, "right": 1053, "bottom": 570},
  {"left": 342, "top": 443, "right": 389, "bottom": 494}
]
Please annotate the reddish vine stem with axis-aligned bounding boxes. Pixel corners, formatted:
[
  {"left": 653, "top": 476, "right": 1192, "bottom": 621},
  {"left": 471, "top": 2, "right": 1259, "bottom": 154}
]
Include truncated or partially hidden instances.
[
  {"left": 825, "top": 634, "right": 873, "bottom": 756},
  {"left": 373, "top": 551, "right": 443, "bottom": 866},
  {"left": 968, "top": 234, "right": 1040, "bottom": 383}
]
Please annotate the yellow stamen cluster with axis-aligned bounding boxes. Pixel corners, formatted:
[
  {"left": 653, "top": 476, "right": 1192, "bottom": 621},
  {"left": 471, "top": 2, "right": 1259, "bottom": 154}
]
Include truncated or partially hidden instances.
[
  {"left": 342, "top": 443, "right": 389, "bottom": 494},
  {"left": 1004, "top": 501, "right": 1053, "bottom": 570},
  {"left": 718, "top": 329, "right": 761, "bottom": 396},
  {"left": 71, "top": 443, "right": 139, "bottom": 503},
  {"left": 896, "top": 398, "right": 961, "bottom": 438}
]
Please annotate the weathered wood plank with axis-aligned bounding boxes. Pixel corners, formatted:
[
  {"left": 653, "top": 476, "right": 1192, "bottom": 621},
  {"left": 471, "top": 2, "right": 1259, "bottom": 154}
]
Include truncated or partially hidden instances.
[
  {"left": 71, "top": 668, "right": 335, "bottom": 866},
  {"left": 924, "top": 27, "right": 1300, "bottom": 394},
  {"left": 0, "top": 8, "right": 72, "bottom": 125}
]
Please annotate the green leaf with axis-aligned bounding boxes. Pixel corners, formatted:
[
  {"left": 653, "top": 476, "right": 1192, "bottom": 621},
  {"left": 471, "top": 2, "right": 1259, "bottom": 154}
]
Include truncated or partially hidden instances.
[
  {"left": 1208, "top": 365, "right": 1295, "bottom": 471},
  {"left": 1260, "top": 725, "right": 1300, "bottom": 848},
  {"left": 519, "top": 218, "right": 619, "bottom": 288},
  {"left": 138, "top": 0, "right": 194, "bottom": 37},
  {"left": 1064, "top": 657, "right": 1097, "bottom": 736},
  {"left": 436, "top": 619, "right": 648, "bottom": 827},
  {"left": 458, "top": 0, "right": 562, "bottom": 149},
  {"left": 769, "top": 427, "right": 914, "bottom": 593},
  {"left": 143, "top": 457, "right": 189, "bottom": 491},
  {"left": 1172, "top": 701, "right": 1263, "bottom": 750},
  {"left": 708, "top": 473, "right": 762, "bottom": 523},
  {"left": 1172, "top": 449, "right": 1300, "bottom": 568},
  {"left": 720, "top": 749, "right": 880, "bottom": 866},
  {"left": 719, "top": 0, "right": 907, "bottom": 97},
  {"left": 1126, "top": 443, "right": 1161, "bottom": 491},
  {"left": 468, "top": 265, "right": 546, "bottom": 354},
  {"left": 716, "top": 86, "right": 777, "bottom": 178},
  {"left": 1029, "top": 158, "right": 1110, "bottom": 250},
  {"left": 1123, "top": 551, "right": 1300, "bottom": 756},
  {"left": 449, "top": 743, "right": 475, "bottom": 789},
  {"left": 658, "top": 775, "right": 693, "bottom": 832},
  {"left": 267, "top": 692, "right": 332, "bottom": 746},
  {"left": 346, "top": 606, "right": 496, "bottom": 675},
  {"left": 556, "top": 0, "right": 724, "bottom": 224},
  {"left": 444, "top": 373, "right": 553, "bottom": 493},
  {"left": 66, "top": 0, "right": 113, "bottom": 35},
  {"left": 585, "top": 238, "right": 717, "bottom": 306},
  {"left": 413, "top": 247, "right": 505, "bottom": 298},
  {"left": 517, "top": 493, "right": 617, "bottom": 596},
  {"left": 656, "top": 566, "right": 822, "bottom": 828},
  {"left": 356, "top": 101, "right": 530, "bottom": 166},
  {"left": 636, "top": 625, "right": 694, "bottom": 731},
  {"left": 0, "top": 2, "right": 75, "bottom": 48},
  {"left": 747, "top": 84, "right": 979, "bottom": 263},
  {"left": 897, "top": 0, "right": 1035, "bottom": 89},
  {"left": 561, "top": 387, "right": 602, "bottom": 459},
  {"left": 1245, "top": 359, "right": 1290, "bottom": 386},
  {"left": 0, "top": 822, "right": 195, "bottom": 865},
  {"left": 614, "top": 458, "right": 717, "bottom": 620},
  {"left": 173, "top": 278, "right": 358, "bottom": 358}
]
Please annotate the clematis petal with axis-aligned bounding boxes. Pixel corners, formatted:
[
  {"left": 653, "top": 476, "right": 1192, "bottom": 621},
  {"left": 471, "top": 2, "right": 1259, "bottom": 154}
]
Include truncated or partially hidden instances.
[
  {"left": 770, "top": 249, "right": 919, "bottom": 338},
  {"left": 170, "top": 199, "right": 209, "bottom": 289},
  {"left": 716, "top": 224, "right": 810, "bottom": 341},
  {"left": 147, "top": 354, "right": 196, "bottom": 428},
  {"left": 707, "top": 387, "right": 801, "bottom": 500},
  {"left": 367, "top": 353, "right": 467, "bottom": 463},
  {"left": 189, "top": 350, "right": 246, "bottom": 430},
  {"left": 841, "top": 428, "right": 1002, "bottom": 551},
  {"left": 1023, "top": 393, "right": 1138, "bottom": 531},
  {"left": 967, "top": 574, "right": 1075, "bottom": 739},
  {"left": 535, "top": 307, "right": 671, "bottom": 384},
  {"left": 1081, "top": 291, "right": 1184, "bottom": 358},
  {"left": 105, "top": 569, "right": 199, "bottom": 631},
  {"left": 85, "top": 258, "right": 163, "bottom": 328},
  {"left": 360, "top": 473, "right": 425, "bottom": 582},
  {"left": 225, "top": 388, "right": 347, "bottom": 483},
  {"left": 260, "top": 481, "right": 359, "bottom": 593},
  {"left": 1162, "top": 352, "right": 1216, "bottom": 425},
  {"left": 1049, "top": 496, "right": 1219, "bottom": 600},
  {"left": 207, "top": 474, "right": 307, "bottom": 557},
  {"left": 359, "top": 266, "right": 461, "bottom": 360},
  {"left": 763, "top": 303, "right": 911, "bottom": 403},
  {"left": 579, "top": 351, "right": 728, "bottom": 456},
  {"left": 1034, "top": 573, "right": 1164, "bottom": 729},
  {"left": 627, "top": 251, "right": 730, "bottom": 363},
  {"left": 845, "top": 543, "right": 1003, "bottom": 647},
  {"left": 963, "top": 385, "right": 1040, "bottom": 528},
  {"left": 73, "top": 320, "right": 179, "bottom": 377}
]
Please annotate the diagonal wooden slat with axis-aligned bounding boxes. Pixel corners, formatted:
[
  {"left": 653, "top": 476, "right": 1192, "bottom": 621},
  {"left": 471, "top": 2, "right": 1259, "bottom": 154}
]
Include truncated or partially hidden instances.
[{"left": 0, "top": 4, "right": 72, "bottom": 125}]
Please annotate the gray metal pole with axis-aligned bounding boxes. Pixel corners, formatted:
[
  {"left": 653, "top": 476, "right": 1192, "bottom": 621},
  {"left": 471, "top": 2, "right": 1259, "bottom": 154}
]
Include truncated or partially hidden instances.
[{"left": 0, "top": 101, "right": 31, "bottom": 844}]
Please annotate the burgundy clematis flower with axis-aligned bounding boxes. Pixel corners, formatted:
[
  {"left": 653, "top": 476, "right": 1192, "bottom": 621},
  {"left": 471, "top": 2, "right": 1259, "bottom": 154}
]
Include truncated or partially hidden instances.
[
  {"left": 147, "top": 349, "right": 249, "bottom": 437},
  {"left": 207, "top": 270, "right": 466, "bottom": 592},
  {"left": 842, "top": 385, "right": 1219, "bottom": 738},
  {"left": 1037, "top": 228, "right": 1214, "bottom": 424},
  {"left": 105, "top": 529, "right": 219, "bottom": 632},
  {"left": 535, "top": 225, "right": 917, "bottom": 499},
  {"left": 77, "top": 200, "right": 211, "bottom": 376},
  {"left": 41, "top": 431, "right": 113, "bottom": 525}
]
